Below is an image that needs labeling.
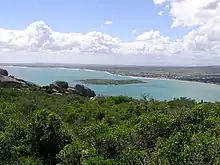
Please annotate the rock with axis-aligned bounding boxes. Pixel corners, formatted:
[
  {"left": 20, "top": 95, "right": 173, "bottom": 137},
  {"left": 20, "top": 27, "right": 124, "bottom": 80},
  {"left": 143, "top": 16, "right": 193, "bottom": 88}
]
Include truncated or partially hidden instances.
[
  {"left": 0, "top": 75, "right": 23, "bottom": 88},
  {"left": 67, "top": 87, "right": 80, "bottom": 95},
  {"left": 0, "top": 68, "right": 8, "bottom": 76},
  {"left": 52, "top": 89, "right": 58, "bottom": 93},
  {"left": 54, "top": 81, "right": 69, "bottom": 89},
  {"left": 15, "top": 78, "right": 38, "bottom": 87},
  {"left": 25, "top": 81, "right": 38, "bottom": 87},
  {"left": 0, "top": 74, "right": 39, "bottom": 88},
  {"left": 90, "top": 95, "right": 105, "bottom": 100},
  {"left": 74, "top": 84, "right": 96, "bottom": 97},
  {"left": 0, "top": 75, "right": 19, "bottom": 83},
  {"left": 53, "top": 92, "right": 63, "bottom": 96},
  {"left": 0, "top": 68, "right": 38, "bottom": 88},
  {"left": 67, "top": 87, "right": 76, "bottom": 91},
  {"left": 42, "top": 85, "right": 56, "bottom": 94}
]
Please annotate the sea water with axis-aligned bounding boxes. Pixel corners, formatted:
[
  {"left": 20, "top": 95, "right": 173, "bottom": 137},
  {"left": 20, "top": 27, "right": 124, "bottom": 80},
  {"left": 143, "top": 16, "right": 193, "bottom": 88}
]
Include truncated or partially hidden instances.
[{"left": 3, "top": 66, "right": 220, "bottom": 101}]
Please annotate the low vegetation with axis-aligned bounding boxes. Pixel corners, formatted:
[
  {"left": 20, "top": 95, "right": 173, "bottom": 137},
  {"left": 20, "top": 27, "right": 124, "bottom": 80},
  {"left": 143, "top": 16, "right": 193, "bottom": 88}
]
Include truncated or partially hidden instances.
[
  {"left": 79, "top": 79, "right": 146, "bottom": 85},
  {"left": 1, "top": 86, "right": 220, "bottom": 165}
]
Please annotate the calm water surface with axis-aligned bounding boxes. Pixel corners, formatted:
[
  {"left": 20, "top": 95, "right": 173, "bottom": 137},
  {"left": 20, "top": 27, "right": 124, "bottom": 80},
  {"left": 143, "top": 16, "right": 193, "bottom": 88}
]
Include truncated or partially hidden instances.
[{"left": 3, "top": 66, "right": 220, "bottom": 101}]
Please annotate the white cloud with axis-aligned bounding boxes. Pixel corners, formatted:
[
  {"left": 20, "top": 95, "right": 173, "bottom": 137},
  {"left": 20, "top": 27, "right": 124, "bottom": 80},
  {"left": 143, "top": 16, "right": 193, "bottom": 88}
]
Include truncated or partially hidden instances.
[
  {"left": 104, "top": 21, "right": 113, "bottom": 25},
  {"left": 136, "top": 30, "right": 168, "bottom": 41},
  {"left": 157, "top": 11, "right": 164, "bottom": 16},
  {"left": 0, "top": 23, "right": 180, "bottom": 56},
  {"left": 153, "top": 0, "right": 220, "bottom": 27},
  {"left": 153, "top": 0, "right": 169, "bottom": 5},
  {"left": 152, "top": 0, "right": 220, "bottom": 56},
  {"left": 0, "top": 21, "right": 120, "bottom": 54},
  {"left": 0, "top": 19, "right": 220, "bottom": 65},
  {"left": 132, "top": 29, "right": 137, "bottom": 35}
]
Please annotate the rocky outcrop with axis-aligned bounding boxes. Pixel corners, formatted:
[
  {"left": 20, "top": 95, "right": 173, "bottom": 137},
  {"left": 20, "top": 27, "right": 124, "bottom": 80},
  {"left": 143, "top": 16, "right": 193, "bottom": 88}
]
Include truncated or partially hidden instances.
[
  {"left": 44, "top": 83, "right": 96, "bottom": 97},
  {"left": 15, "top": 78, "right": 38, "bottom": 87},
  {"left": 74, "top": 84, "right": 96, "bottom": 97},
  {"left": 54, "top": 81, "right": 69, "bottom": 89},
  {"left": 0, "top": 68, "right": 38, "bottom": 88},
  {"left": 0, "top": 68, "right": 8, "bottom": 76},
  {"left": 0, "top": 75, "right": 23, "bottom": 88}
]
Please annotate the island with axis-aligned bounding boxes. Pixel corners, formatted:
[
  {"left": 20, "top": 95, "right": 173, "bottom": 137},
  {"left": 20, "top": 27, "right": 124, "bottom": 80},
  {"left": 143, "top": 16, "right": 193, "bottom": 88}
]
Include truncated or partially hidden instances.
[{"left": 79, "top": 78, "right": 146, "bottom": 85}]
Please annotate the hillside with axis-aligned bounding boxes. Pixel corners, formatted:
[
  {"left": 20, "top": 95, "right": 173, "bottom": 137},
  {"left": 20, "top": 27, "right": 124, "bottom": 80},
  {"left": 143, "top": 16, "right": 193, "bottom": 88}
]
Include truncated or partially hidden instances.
[{"left": 0, "top": 85, "right": 220, "bottom": 165}]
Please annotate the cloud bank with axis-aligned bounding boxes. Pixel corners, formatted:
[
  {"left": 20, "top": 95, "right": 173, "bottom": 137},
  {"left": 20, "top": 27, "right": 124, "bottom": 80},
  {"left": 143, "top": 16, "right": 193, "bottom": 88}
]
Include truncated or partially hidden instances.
[
  {"left": 0, "top": 21, "right": 218, "bottom": 56},
  {"left": 0, "top": 0, "right": 220, "bottom": 65}
]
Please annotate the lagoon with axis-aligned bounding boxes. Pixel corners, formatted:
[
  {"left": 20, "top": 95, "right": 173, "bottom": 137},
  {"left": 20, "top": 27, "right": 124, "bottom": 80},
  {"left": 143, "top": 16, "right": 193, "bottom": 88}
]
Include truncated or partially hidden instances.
[{"left": 3, "top": 66, "right": 220, "bottom": 101}]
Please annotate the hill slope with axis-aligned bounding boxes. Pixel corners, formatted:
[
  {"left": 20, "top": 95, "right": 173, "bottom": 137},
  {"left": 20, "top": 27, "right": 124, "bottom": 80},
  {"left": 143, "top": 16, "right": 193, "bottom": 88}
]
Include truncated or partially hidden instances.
[{"left": 0, "top": 86, "right": 220, "bottom": 165}]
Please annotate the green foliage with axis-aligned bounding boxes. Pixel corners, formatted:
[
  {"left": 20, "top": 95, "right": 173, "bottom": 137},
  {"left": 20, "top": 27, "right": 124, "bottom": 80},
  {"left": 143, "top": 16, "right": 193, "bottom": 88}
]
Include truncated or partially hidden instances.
[
  {"left": 83, "top": 156, "right": 118, "bottom": 165},
  {"left": 135, "top": 114, "right": 177, "bottom": 148},
  {"left": 119, "top": 148, "right": 148, "bottom": 165},
  {"left": 57, "top": 140, "right": 95, "bottom": 165},
  {"left": 1, "top": 87, "right": 220, "bottom": 164},
  {"left": 152, "top": 131, "right": 220, "bottom": 165},
  {"left": 27, "top": 109, "right": 71, "bottom": 165}
]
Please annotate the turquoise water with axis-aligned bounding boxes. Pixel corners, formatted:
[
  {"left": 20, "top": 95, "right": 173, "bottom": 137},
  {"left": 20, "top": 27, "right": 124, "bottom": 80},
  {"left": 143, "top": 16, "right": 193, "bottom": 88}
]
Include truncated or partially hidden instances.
[{"left": 3, "top": 66, "right": 220, "bottom": 101}]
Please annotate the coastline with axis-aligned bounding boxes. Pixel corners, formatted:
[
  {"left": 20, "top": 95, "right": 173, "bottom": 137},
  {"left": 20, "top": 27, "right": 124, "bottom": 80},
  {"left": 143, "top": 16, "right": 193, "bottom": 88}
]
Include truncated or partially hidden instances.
[
  {"left": 0, "top": 64, "right": 179, "bottom": 82},
  {"left": 1, "top": 64, "right": 220, "bottom": 86},
  {"left": 122, "top": 74, "right": 220, "bottom": 86}
]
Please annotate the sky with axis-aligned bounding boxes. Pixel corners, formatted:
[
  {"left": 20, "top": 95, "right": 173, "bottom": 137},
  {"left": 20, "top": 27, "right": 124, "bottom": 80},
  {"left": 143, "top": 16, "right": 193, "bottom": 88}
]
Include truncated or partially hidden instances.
[{"left": 0, "top": 0, "right": 220, "bottom": 65}]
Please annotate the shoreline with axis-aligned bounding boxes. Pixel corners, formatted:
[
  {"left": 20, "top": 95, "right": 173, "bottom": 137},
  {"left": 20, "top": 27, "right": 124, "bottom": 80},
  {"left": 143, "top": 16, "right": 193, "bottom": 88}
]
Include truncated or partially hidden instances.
[
  {"left": 0, "top": 64, "right": 182, "bottom": 82},
  {"left": 121, "top": 74, "right": 220, "bottom": 86},
  {"left": 1, "top": 64, "right": 219, "bottom": 86}
]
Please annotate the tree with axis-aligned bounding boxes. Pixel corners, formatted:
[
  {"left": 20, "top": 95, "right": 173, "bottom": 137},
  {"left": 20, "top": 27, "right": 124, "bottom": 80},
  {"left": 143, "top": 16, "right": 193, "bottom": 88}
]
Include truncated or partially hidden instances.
[{"left": 27, "top": 109, "right": 71, "bottom": 165}]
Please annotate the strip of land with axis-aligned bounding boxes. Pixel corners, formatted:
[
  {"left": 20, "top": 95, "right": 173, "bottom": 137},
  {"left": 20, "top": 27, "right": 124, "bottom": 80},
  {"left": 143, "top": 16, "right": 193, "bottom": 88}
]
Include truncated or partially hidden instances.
[{"left": 79, "top": 79, "right": 146, "bottom": 85}]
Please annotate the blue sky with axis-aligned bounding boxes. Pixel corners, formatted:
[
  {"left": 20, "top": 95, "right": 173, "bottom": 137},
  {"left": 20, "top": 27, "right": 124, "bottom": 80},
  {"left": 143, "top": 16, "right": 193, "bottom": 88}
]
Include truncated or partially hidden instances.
[
  {"left": 0, "top": 0, "right": 219, "bottom": 65},
  {"left": 0, "top": 0, "right": 190, "bottom": 41}
]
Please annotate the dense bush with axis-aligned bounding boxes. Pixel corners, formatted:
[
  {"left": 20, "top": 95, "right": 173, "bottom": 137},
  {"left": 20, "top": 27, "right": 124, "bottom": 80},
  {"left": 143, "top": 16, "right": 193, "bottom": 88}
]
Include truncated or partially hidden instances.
[{"left": 0, "top": 87, "right": 220, "bottom": 164}]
